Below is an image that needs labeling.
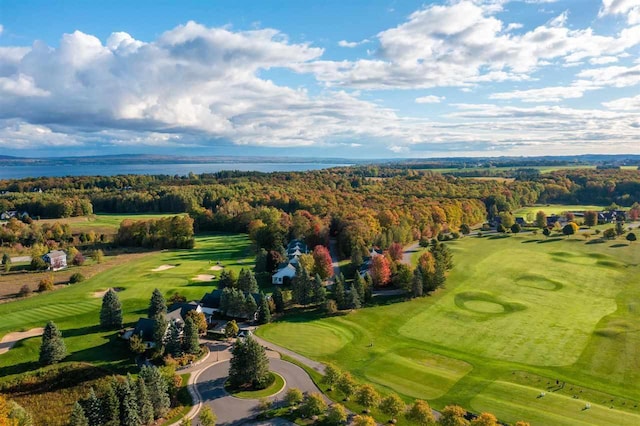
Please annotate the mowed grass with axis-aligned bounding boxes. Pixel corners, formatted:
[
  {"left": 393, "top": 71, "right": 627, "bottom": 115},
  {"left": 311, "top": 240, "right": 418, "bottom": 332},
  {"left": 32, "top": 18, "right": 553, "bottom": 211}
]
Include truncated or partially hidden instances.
[
  {"left": 257, "top": 232, "right": 640, "bottom": 425},
  {"left": 36, "top": 213, "right": 187, "bottom": 235},
  {"left": 0, "top": 233, "right": 253, "bottom": 376}
]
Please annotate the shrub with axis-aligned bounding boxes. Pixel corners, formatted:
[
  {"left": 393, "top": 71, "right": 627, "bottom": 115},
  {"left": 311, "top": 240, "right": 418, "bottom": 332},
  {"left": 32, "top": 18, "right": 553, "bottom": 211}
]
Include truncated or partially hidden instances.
[
  {"left": 285, "top": 388, "right": 303, "bottom": 406},
  {"left": 31, "top": 257, "right": 47, "bottom": 271},
  {"left": 72, "top": 252, "right": 85, "bottom": 266},
  {"left": 38, "top": 275, "right": 55, "bottom": 292},
  {"left": 18, "top": 284, "right": 32, "bottom": 297},
  {"left": 69, "top": 273, "right": 85, "bottom": 284}
]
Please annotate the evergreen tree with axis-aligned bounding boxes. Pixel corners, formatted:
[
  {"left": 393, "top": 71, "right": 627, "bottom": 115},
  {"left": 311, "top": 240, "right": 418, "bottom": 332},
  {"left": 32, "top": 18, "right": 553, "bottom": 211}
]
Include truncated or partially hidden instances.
[
  {"left": 244, "top": 293, "right": 258, "bottom": 318},
  {"left": 237, "top": 268, "right": 259, "bottom": 293},
  {"left": 101, "top": 382, "right": 119, "bottom": 426},
  {"left": 139, "top": 366, "right": 171, "bottom": 419},
  {"left": 81, "top": 388, "right": 103, "bottom": 426},
  {"left": 136, "top": 378, "right": 154, "bottom": 426},
  {"left": 347, "top": 287, "right": 361, "bottom": 310},
  {"left": 353, "top": 273, "right": 366, "bottom": 302},
  {"left": 363, "top": 273, "right": 373, "bottom": 302},
  {"left": 272, "top": 286, "right": 285, "bottom": 313},
  {"left": 116, "top": 379, "right": 140, "bottom": 426},
  {"left": 333, "top": 276, "right": 346, "bottom": 310},
  {"left": 219, "top": 269, "right": 237, "bottom": 289},
  {"left": 1, "top": 253, "right": 11, "bottom": 272},
  {"left": 69, "top": 402, "right": 89, "bottom": 426},
  {"left": 153, "top": 317, "right": 168, "bottom": 354},
  {"left": 412, "top": 269, "right": 423, "bottom": 298},
  {"left": 100, "top": 289, "right": 123, "bottom": 329},
  {"left": 311, "top": 274, "right": 326, "bottom": 305},
  {"left": 183, "top": 316, "right": 200, "bottom": 355},
  {"left": 257, "top": 293, "right": 271, "bottom": 324},
  {"left": 228, "top": 336, "right": 270, "bottom": 389},
  {"left": 148, "top": 288, "right": 166, "bottom": 319},
  {"left": 39, "top": 321, "right": 67, "bottom": 365},
  {"left": 166, "top": 321, "right": 183, "bottom": 358},
  {"left": 292, "top": 264, "right": 311, "bottom": 305}
]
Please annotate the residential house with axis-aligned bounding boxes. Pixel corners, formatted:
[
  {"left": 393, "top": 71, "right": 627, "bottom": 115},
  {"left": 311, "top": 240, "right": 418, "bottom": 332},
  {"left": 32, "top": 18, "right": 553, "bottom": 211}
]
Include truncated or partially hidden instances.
[
  {"left": 166, "top": 301, "right": 203, "bottom": 325},
  {"left": 43, "top": 250, "right": 67, "bottom": 271},
  {"left": 200, "top": 289, "right": 264, "bottom": 321},
  {"left": 273, "top": 239, "right": 309, "bottom": 285},
  {"left": 272, "top": 263, "right": 297, "bottom": 285},
  {"left": 122, "top": 318, "right": 159, "bottom": 349}
]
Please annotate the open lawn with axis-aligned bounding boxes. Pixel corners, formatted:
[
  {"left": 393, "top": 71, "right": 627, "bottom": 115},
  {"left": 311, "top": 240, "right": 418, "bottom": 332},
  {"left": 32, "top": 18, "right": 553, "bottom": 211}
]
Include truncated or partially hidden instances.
[
  {"left": 257, "top": 233, "right": 640, "bottom": 425},
  {"left": 0, "top": 233, "right": 253, "bottom": 378},
  {"left": 514, "top": 204, "right": 619, "bottom": 216},
  {"left": 35, "top": 213, "right": 187, "bottom": 235}
]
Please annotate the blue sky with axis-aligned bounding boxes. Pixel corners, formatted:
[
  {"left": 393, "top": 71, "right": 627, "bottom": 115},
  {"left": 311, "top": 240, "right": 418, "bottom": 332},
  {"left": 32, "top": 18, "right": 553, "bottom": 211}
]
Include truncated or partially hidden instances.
[{"left": 0, "top": 0, "right": 639, "bottom": 158}]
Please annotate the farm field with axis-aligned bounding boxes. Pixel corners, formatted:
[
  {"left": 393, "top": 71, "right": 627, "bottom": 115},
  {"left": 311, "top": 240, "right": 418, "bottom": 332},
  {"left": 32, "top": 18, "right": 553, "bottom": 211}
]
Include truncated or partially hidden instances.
[
  {"left": 0, "top": 233, "right": 253, "bottom": 378},
  {"left": 35, "top": 212, "right": 187, "bottom": 235},
  {"left": 257, "top": 233, "right": 640, "bottom": 425}
]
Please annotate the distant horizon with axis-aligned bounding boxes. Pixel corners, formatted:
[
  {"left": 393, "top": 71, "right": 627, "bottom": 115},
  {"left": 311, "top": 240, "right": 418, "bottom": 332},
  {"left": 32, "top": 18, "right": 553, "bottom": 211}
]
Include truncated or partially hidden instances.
[{"left": 1, "top": 1, "right": 640, "bottom": 158}]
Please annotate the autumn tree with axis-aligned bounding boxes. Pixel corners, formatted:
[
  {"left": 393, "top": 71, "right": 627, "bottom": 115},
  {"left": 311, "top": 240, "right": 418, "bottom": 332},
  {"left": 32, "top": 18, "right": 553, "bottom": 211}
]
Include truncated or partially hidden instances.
[
  {"left": 326, "top": 403, "right": 348, "bottom": 425},
  {"left": 285, "top": 388, "right": 303, "bottom": 406},
  {"left": 355, "top": 384, "right": 380, "bottom": 411},
  {"left": 407, "top": 400, "right": 435, "bottom": 426},
  {"left": 336, "top": 372, "right": 357, "bottom": 400},
  {"left": 535, "top": 211, "right": 547, "bottom": 228},
  {"left": 562, "top": 222, "right": 579, "bottom": 237},
  {"left": 186, "top": 310, "right": 207, "bottom": 334},
  {"left": 300, "top": 393, "right": 327, "bottom": 417},
  {"left": 369, "top": 255, "right": 391, "bottom": 287},
  {"left": 312, "top": 245, "right": 333, "bottom": 279},
  {"left": 353, "top": 415, "right": 376, "bottom": 426},
  {"left": 198, "top": 406, "right": 216, "bottom": 426},
  {"left": 584, "top": 211, "right": 598, "bottom": 227},
  {"left": 323, "top": 364, "right": 342, "bottom": 389},
  {"left": 380, "top": 394, "right": 406, "bottom": 421},
  {"left": 470, "top": 412, "right": 498, "bottom": 426},
  {"left": 439, "top": 405, "right": 470, "bottom": 426},
  {"left": 388, "top": 242, "right": 404, "bottom": 262}
]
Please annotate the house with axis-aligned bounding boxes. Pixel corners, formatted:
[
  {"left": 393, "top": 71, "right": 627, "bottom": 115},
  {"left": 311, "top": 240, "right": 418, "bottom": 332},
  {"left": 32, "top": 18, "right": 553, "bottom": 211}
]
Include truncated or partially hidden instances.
[
  {"left": 122, "top": 318, "right": 160, "bottom": 349},
  {"left": 515, "top": 217, "right": 526, "bottom": 226},
  {"left": 166, "top": 301, "right": 203, "bottom": 325},
  {"left": 598, "top": 210, "right": 626, "bottom": 224},
  {"left": 272, "top": 263, "right": 297, "bottom": 285},
  {"left": 43, "top": 250, "right": 67, "bottom": 271},
  {"left": 358, "top": 247, "right": 383, "bottom": 277}
]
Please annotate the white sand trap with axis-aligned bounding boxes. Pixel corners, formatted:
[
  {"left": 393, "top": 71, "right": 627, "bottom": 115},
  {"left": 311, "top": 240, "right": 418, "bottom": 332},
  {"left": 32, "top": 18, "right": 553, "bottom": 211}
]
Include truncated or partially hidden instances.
[
  {"left": 193, "top": 274, "right": 215, "bottom": 281},
  {"left": 151, "top": 264, "right": 176, "bottom": 272},
  {"left": 210, "top": 265, "right": 224, "bottom": 271},
  {"left": 0, "top": 327, "right": 45, "bottom": 355},
  {"left": 92, "top": 287, "right": 123, "bottom": 298}
]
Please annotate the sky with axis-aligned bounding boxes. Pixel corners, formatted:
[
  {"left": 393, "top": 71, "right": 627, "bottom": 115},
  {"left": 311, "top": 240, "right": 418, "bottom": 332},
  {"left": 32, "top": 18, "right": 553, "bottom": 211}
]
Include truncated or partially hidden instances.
[{"left": 0, "top": 0, "right": 639, "bottom": 159}]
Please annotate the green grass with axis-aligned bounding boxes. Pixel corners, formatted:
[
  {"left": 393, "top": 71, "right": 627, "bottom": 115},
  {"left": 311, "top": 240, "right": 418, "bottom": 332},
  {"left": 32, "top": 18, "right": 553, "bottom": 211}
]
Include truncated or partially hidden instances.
[
  {"left": 0, "top": 233, "right": 253, "bottom": 376},
  {"left": 514, "top": 205, "right": 618, "bottom": 216},
  {"left": 257, "top": 233, "right": 640, "bottom": 425},
  {"left": 227, "top": 372, "right": 285, "bottom": 399},
  {"left": 35, "top": 213, "right": 187, "bottom": 234}
]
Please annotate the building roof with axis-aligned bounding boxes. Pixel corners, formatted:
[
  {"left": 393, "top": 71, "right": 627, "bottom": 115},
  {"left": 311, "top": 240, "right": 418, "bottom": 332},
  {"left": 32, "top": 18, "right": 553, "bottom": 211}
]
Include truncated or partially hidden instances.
[
  {"left": 132, "top": 318, "right": 157, "bottom": 341},
  {"left": 44, "top": 250, "right": 66, "bottom": 259},
  {"left": 167, "top": 301, "right": 200, "bottom": 320},
  {"left": 273, "top": 263, "right": 297, "bottom": 278}
]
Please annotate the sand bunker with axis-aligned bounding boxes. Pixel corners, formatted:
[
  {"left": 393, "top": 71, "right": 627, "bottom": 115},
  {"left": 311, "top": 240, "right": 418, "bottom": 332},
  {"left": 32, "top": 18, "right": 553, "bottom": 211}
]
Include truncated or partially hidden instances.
[
  {"left": 210, "top": 265, "right": 224, "bottom": 271},
  {"left": 193, "top": 274, "right": 215, "bottom": 281},
  {"left": 152, "top": 264, "right": 176, "bottom": 272},
  {"left": 0, "top": 327, "right": 44, "bottom": 355},
  {"left": 92, "top": 287, "right": 123, "bottom": 298}
]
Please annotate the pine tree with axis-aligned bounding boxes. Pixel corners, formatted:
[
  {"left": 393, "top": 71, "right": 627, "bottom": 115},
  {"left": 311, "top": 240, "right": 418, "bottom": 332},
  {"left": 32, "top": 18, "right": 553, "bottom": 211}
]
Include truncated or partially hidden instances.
[
  {"left": 228, "top": 336, "right": 270, "bottom": 389},
  {"left": 311, "top": 274, "right": 326, "bottom": 305},
  {"left": 353, "top": 273, "right": 366, "bottom": 302},
  {"left": 237, "top": 268, "right": 259, "bottom": 293},
  {"left": 272, "top": 286, "right": 285, "bottom": 313},
  {"left": 153, "top": 317, "right": 168, "bottom": 354},
  {"left": 412, "top": 269, "right": 423, "bottom": 298},
  {"left": 82, "top": 388, "right": 103, "bottom": 426},
  {"left": 100, "top": 289, "right": 123, "bottom": 329},
  {"left": 136, "top": 378, "right": 154, "bottom": 426},
  {"left": 116, "top": 378, "right": 140, "bottom": 426},
  {"left": 257, "top": 293, "right": 271, "bottom": 324},
  {"left": 347, "top": 287, "right": 361, "bottom": 310},
  {"left": 363, "top": 273, "right": 373, "bottom": 302},
  {"left": 292, "top": 264, "right": 311, "bottom": 305},
  {"left": 39, "top": 320, "right": 67, "bottom": 365},
  {"left": 69, "top": 402, "right": 89, "bottom": 426},
  {"left": 182, "top": 316, "right": 200, "bottom": 355},
  {"left": 101, "top": 381, "right": 119, "bottom": 426},
  {"left": 148, "top": 288, "right": 166, "bottom": 319},
  {"left": 333, "top": 276, "right": 346, "bottom": 310},
  {"left": 139, "top": 366, "right": 171, "bottom": 419},
  {"left": 166, "top": 321, "right": 183, "bottom": 358},
  {"left": 219, "top": 269, "right": 237, "bottom": 289},
  {"left": 244, "top": 293, "right": 258, "bottom": 318}
]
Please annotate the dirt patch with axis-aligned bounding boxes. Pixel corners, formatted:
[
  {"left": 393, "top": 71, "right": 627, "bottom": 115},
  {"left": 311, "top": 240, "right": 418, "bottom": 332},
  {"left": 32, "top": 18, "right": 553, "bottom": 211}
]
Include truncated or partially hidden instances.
[
  {"left": 210, "top": 265, "right": 224, "bottom": 271},
  {"left": 151, "top": 264, "right": 176, "bottom": 272},
  {"left": 193, "top": 274, "right": 215, "bottom": 281},
  {"left": 91, "top": 287, "right": 124, "bottom": 298},
  {"left": 0, "top": 327, "right": 44, "bottom": 355},
  {"left": 0, "top": 252, "right": 152, "bottom": 303}
]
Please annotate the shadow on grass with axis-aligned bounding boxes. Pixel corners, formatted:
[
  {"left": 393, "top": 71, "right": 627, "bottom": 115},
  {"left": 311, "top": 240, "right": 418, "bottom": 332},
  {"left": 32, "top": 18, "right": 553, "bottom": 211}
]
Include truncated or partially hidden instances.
[
  {"left": 488, "top": 235, "right": 511, "bottom": 240},
  {"left": 610, "top": 243, "right": 629, "bottom": 248},
  {"left": 537, "top": 238, "right": 563, "bottom": 244},
  {"left": 586, "top": 240, "right": 606, "bottom": 245}
]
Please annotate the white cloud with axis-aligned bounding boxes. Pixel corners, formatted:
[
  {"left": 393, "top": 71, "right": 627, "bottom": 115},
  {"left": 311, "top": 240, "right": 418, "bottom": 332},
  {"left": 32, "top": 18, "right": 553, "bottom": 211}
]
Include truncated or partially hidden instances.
[
  {"left": 416, "top": 95, "right": 445, "bottom": 104},
  {"left": 589, "top": 56, "right": 619, "bottom": 64},
  {"left": 490, "top": 84, "right": 595, "bottom": 102},
  {"left": 506, "top": 23, "right": 524, "bottom": 31},
  {"left": 599, "top": 0, "right": 640, "bottom": 24},
  {"left": 603, "top": 94, "right": 640, "bottom": 110},
  {"left": 338, "top": 39, "right": 369, "bottom": 48},
  {"left": 0, "top": 24, "right": 4, "bottom": 35},
  {"left": 301, "top": 1, "right": 640, "bottom": 90}
]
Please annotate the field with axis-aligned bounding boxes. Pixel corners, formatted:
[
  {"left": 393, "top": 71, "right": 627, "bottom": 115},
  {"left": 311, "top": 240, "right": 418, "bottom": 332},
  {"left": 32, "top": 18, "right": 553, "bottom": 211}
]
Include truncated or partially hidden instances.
[
  {"left": 0, "top": 233, "right": 253, "bottom": 378},
  {"left": 258, "top": 233, "right": 640, "bottom": 425},
  {"left": 35, "top": 212, "right": 187, "bottom": 235},
  {"left": 514, "top": 205, "right": 618, "bottom": 216}
]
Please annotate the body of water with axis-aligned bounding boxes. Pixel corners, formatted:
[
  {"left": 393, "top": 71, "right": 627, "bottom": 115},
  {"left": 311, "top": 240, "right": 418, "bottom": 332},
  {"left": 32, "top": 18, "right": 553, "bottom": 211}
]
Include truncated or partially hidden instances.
[{"left": 0, "top": 162, "right": 351, "bottom": 179}]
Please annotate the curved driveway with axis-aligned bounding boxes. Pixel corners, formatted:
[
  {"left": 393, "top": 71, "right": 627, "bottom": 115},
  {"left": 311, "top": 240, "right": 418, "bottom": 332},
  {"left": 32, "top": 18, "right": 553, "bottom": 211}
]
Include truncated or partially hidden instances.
[{"left": 196, "top": 357, "right": 327, "bottom": 426}]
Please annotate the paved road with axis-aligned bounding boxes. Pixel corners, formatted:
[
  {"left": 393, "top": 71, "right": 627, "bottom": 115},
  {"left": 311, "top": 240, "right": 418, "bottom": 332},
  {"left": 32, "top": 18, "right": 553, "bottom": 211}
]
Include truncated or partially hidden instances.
[
  {"left": 401, "top": 241, "right": 420, "bottom": 265},
  {"left": 196, "top": 358, "right": 327, "bottom": 426},
  {"left": 328, "top": 238, "right": 341, "bottom": 280},
  {"left": 253, "top": 335, "right": 326, "bottom": 374}
]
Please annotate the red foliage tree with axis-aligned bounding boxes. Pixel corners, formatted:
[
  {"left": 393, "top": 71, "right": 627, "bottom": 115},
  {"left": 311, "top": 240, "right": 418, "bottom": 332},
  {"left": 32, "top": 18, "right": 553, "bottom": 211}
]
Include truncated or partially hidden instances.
[
  {"left": 369, "top": 255, "right": 391, "bottom": 287},
  {"left": 388, "top": 242, "right": 404, "bottom": 263},
  {"left": 312, "top": 245, "right": 333, "bottom": 279}
]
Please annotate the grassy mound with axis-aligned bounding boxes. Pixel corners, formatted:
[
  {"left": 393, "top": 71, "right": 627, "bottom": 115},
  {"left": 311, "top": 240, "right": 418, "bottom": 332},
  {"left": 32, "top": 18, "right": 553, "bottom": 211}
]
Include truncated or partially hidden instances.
[
  {"left": 454, "top": 291, "right": 526, "bottom": 314},
  {"left": 515, "top": 274, "right": 563, "bottom": 291},
  {"left": 225, "top": 372, "right": 285, "bottom": 399}
]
